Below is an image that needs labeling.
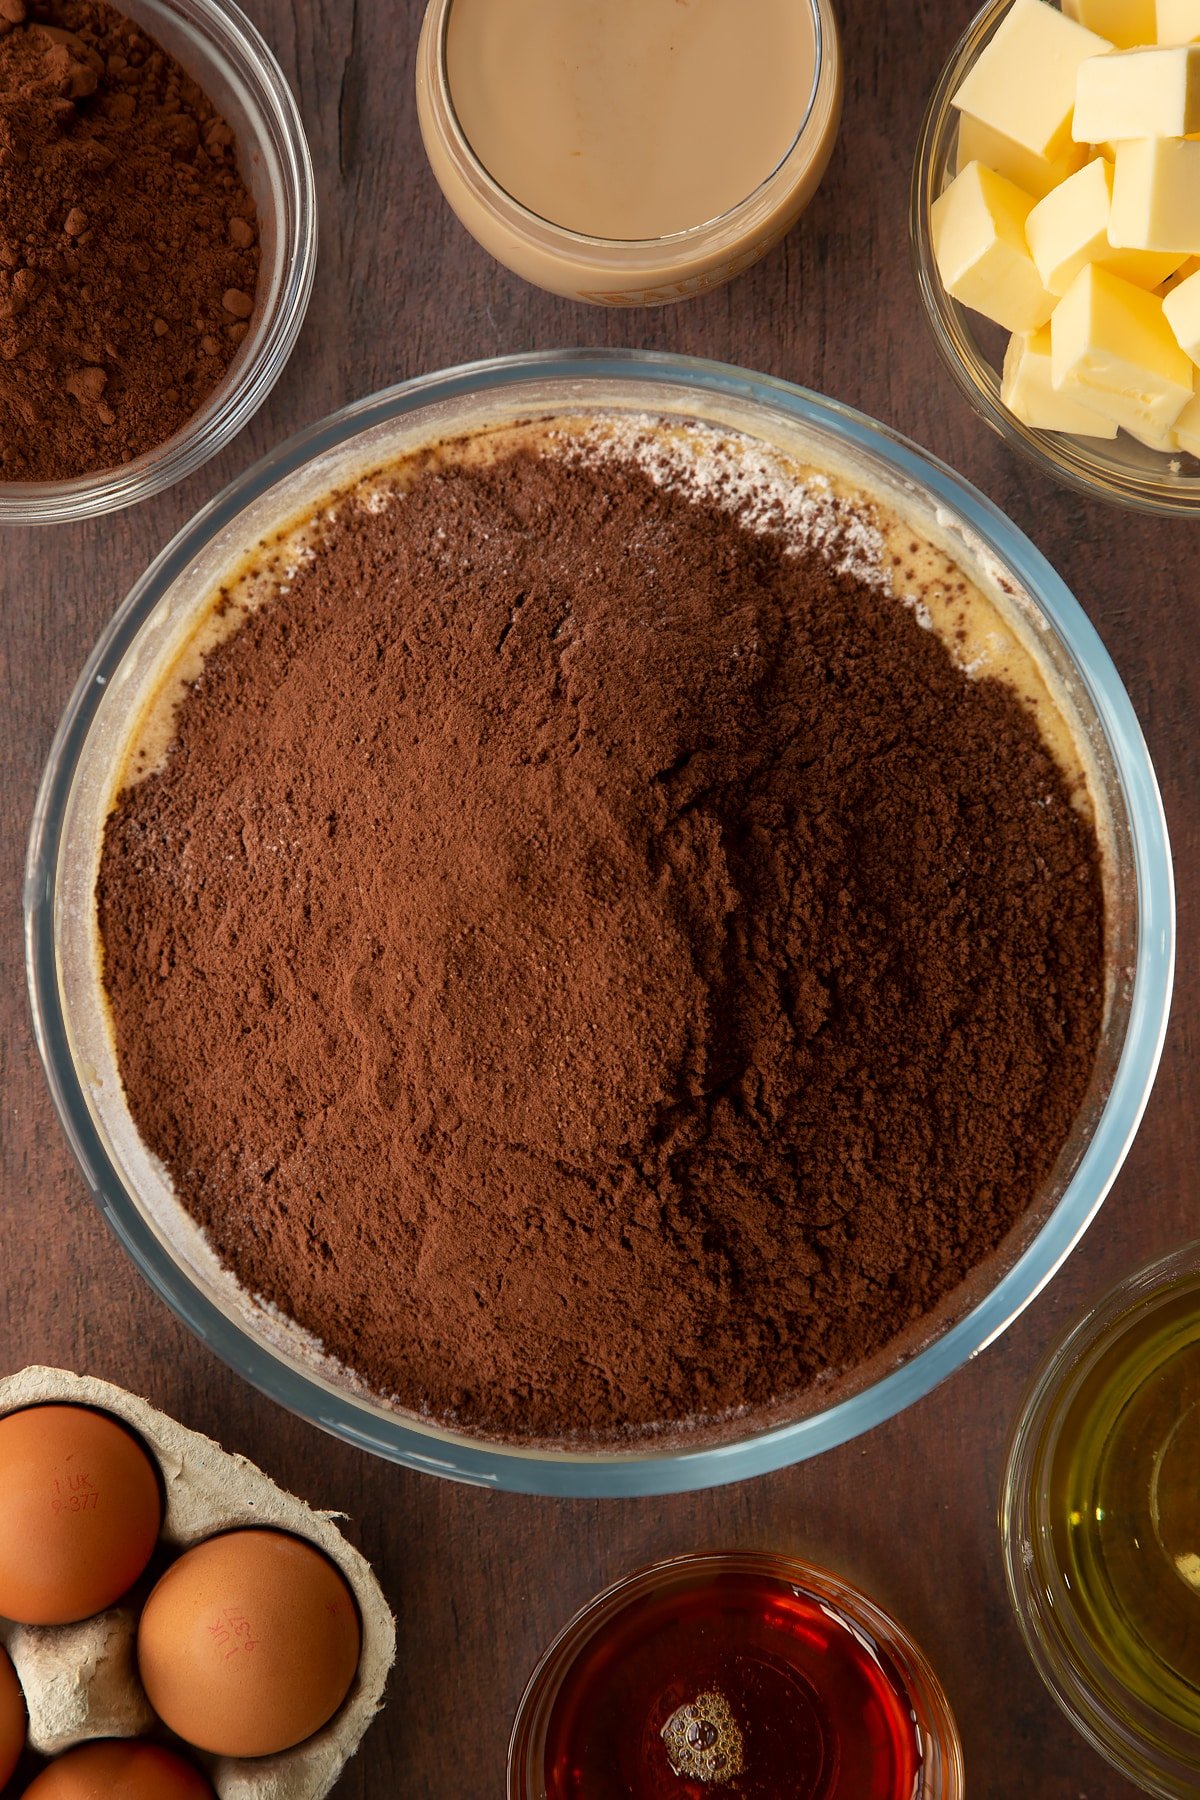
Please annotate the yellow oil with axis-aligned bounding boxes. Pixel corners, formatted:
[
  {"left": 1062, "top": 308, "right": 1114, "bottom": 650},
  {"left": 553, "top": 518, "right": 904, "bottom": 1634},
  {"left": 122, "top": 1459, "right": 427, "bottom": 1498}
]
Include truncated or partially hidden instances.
[{"left": 1049, "top": 1281, "right": 1200, "bottom": 1732}]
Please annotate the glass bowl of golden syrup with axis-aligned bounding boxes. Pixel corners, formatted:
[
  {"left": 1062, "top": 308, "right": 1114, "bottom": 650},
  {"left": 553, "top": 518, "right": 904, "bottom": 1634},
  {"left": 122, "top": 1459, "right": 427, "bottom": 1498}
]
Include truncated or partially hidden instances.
[
  {"left": 1002, "top": 1241, "right": 1200, "bottom": 1796},
  {"left": 507, "top": 1550, "right": 964, "bottom": 1798}
]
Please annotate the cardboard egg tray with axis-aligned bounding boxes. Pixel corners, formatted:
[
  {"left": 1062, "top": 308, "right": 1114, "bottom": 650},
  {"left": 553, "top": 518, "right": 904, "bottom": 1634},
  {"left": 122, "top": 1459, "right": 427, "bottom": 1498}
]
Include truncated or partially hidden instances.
[{"left": 0, "top": 1367, "right": 396, "bottom": 1799}]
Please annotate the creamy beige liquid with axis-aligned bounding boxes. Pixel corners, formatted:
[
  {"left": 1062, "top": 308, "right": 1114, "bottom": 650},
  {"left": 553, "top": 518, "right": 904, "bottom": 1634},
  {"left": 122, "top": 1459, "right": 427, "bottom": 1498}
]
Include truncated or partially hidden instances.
[{"left": 445, "top": 0, "right": 819, "bottom": 239}]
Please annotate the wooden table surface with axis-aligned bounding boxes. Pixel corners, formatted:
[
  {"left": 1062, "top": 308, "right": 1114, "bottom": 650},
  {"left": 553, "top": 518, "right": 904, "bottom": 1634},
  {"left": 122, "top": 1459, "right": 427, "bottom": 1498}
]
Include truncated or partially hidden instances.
[{"left": 2, "top": 1, "right": 1196, "bottom": 1794}]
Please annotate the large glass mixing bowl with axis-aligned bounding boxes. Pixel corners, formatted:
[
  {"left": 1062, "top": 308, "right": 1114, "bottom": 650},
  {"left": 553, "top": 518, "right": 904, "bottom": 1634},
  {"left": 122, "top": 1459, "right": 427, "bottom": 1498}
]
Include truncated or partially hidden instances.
[{"left": 24, "top": 350, "right": 1175, "bottom": 1495}]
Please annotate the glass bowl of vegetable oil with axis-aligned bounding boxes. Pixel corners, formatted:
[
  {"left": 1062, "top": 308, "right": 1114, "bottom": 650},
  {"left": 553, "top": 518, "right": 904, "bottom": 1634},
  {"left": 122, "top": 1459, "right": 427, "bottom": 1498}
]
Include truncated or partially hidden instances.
[{"left": 1002, "top": 1241, "right": 1200, "bottom": 1797}]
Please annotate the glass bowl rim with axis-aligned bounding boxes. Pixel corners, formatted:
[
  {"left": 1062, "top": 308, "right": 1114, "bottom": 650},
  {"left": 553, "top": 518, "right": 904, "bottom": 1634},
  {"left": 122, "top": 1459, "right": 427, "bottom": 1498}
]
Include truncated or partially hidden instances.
[
  {"left": 506, "top": 1547, "right": 965, "bottom": 1798},
  {"left": 0, "top": 0, "right": 317, "bottom": 526},
  {"left": 909, "top": 0, "right": 1200, "bottom": 519},
  {"left": 1000, "top": 1238, "right": 1200, "bottom": 1793},
  {"left": 24, "top": 346, "right": 1175, "bottom": 1496}
]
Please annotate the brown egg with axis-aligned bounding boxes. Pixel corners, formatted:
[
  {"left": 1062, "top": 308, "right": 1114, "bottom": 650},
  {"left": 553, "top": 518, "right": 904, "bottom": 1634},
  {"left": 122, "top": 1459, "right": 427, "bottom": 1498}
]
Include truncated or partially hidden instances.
[
  {"left": 0, "top": 1644, "right": 25, "bottom": 1790},
  {"left": 21, "top": 1741, "right": 214, "bottom": 1799},
  {"left": 136, "top": 1528, "right": 361, "bottom": 1757},
  {"left": 0, "top": 1406, "right": 162, "bottom": 1625}
]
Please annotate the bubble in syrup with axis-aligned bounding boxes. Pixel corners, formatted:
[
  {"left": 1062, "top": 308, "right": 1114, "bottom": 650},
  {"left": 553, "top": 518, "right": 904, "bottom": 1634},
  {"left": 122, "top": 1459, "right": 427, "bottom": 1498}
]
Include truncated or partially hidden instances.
[{"left": 661, "top": 1689, "right": 745, "bottom": 1783}]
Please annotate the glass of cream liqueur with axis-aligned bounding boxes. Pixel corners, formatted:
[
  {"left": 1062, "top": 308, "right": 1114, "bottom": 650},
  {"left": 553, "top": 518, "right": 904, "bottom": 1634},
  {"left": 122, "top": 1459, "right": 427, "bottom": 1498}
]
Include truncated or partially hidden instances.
[
  {"left": 416, "top": 0, "right": 843, "bottom": 303},
  {"left": 508, "top": 1552, "right": 964, "bottom": 1799}
]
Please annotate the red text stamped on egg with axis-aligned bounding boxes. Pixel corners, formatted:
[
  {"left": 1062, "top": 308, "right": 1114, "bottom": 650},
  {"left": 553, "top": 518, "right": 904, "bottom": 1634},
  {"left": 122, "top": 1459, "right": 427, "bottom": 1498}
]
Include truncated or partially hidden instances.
[
  {"left": 50, "top": 1472, "right": 98, "bottom": 1513},
  {"left": 207, "top": 1608, "right": 260, "bottom": 1661}
]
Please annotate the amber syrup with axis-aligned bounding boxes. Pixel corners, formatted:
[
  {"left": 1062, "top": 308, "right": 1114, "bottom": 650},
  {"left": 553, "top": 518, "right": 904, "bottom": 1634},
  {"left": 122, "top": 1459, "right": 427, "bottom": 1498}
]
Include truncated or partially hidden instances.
[{"left": 541, "top": 1560, "right": 925, "bottom": 1799}]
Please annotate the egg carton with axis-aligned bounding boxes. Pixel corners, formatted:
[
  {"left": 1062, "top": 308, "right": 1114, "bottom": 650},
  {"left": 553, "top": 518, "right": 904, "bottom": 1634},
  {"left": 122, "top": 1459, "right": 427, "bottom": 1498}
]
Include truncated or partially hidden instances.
[{"left": 0, "top": 1367, "right": 396, "bottom": 1800}]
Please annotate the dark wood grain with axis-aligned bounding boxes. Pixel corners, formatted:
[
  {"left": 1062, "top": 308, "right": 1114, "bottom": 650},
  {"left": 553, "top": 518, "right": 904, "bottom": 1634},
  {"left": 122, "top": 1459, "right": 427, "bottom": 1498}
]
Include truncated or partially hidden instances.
[{"left": 1, "top": 2, "right": 1194, "bottom": 1794}]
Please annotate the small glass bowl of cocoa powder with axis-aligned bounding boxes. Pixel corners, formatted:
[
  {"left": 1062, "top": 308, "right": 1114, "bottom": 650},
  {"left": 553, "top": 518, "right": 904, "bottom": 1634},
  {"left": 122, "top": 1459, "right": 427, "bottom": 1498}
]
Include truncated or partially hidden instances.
[
  {"left": 26, "top": 352, "right": 1175, "bottom": 1495},
  {"left": 0, "top": 0, "right": 315, "bottom": 524}
]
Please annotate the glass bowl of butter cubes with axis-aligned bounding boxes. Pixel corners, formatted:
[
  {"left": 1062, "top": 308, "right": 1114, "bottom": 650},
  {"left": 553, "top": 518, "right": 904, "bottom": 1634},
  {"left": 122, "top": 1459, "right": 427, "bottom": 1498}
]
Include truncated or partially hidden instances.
[{"left": 913, "top": 0, "right": 1200, "bottom": 513}]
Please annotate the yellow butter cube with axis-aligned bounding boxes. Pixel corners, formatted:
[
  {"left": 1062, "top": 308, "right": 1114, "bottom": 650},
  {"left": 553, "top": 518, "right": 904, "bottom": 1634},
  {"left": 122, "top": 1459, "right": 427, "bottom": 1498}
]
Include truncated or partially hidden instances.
[
  {"left": 1023, "top": 158, "right": 1108, "bottom": 295},
  {"left": 1126, "top": 411, "right": 1191, "bottom": 447},
  {"left": 932, "top": 161, "right": 1056, "bottom": 331},
  {"left": 1163, "top": 267, "right": 1200, "bottom": 359},
  {"left": 1051, "top": 262, "right": 1195, "bottom": 436},
  {"left": 953, "top": 0, "right": 1112, "bottom": 161},
  {"left": 956, "top": 113, "right": 1086, "bottom": 198},
  {"left": 1002, "top": 326, "right": 1121, "bottom": 432},
  {"left": 1065, "top": 0, "right": 1156, "bottom": 49},
  {"left": 1157, "top": 0, "right": 1200, "bottom": 43},
  {"left": 1173, "top": 390, "right": 1200, "bottom": 451},
  {"left": 1025, "top": 158, "right": 1185, "bottom": 292},
  {"left": 1110, "top": 137, "right": 1200, "bottom": 251},
  {"left": 1161, "top": 255, "right": 1200, "bottom": 290},
  {"left": 1073, "top": 44, "right": 1200, "bottom": 139}
]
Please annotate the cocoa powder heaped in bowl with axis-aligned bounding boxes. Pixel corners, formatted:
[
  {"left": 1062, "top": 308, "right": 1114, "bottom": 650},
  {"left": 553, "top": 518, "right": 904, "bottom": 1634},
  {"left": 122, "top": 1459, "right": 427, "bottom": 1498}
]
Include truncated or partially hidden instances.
[
  {"left": 96, "top": 426, "right": 1106, "bottom": 1445},
  {"left": 0, "top": 0, "right": 259, "bottom": 482}
]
